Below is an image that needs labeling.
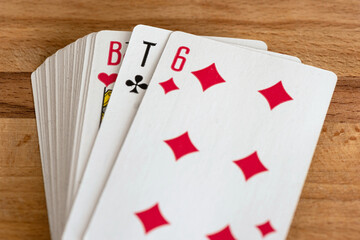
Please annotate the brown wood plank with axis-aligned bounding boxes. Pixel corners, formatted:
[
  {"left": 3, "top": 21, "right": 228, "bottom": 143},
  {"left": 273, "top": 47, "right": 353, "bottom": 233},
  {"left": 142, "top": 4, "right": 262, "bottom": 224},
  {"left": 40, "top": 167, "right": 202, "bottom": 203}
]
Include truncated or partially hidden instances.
[
  {"left": 1, "top": 73, "right": 359, "bottom": 122},
  {"left": 0, "top": 118, "right": 49, "bottom": 240},
  {"left": 0, "top": 1, "right": 359, "bottom": 74},
  {"left": 0, "top": 72, "right": 35, "bottom": 118}
]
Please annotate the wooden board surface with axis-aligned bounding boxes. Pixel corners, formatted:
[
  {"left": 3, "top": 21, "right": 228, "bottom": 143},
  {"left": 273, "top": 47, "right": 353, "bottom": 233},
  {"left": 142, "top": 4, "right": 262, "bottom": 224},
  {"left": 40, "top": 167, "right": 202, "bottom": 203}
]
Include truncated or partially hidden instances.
[{"left": 0, "top": 0, "right": 359, "bottom": 239}]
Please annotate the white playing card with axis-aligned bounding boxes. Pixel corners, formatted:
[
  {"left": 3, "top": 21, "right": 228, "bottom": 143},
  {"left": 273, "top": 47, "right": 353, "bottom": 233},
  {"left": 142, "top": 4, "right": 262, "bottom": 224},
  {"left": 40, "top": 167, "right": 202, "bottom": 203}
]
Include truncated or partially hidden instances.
[
  {"left": 62, "top": 25, "right": 276, "bottom": 240},
  {"left": 66, "top": 30, "right": 131, "bottom": 207},
  {"left": 33, "top": 31, "right": 135, "bottom": 240},
  {"left": 32, "top": 67, "right": 57, "bottom": 239},
  {"left": 32, "top": 35, "right": 93, "bottom": 239},
  {"left": 65, "top": 33, "right": 97, "bottom": 212},
  {"left": 84, "top": 31, "right": 336, "bottom": 240},
  {"left": 63, "top": 37, "right": 86, "bottom": 213},
  {"left": 45, "top": 55, "right": 61, "bottom": 238}
]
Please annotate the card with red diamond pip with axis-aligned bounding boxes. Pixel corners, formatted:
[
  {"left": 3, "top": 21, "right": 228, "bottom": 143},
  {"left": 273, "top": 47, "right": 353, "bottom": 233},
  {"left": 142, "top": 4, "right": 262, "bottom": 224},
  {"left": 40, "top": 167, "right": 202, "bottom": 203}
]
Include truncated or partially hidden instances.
[
  {"left": 64, "top": 24, "right": 305, "bottom": 240},
  {"left": 32, "top": 26, "right": 275, "bottom": 240},
  {"left": 83, "top": 31, "right": 337, "bottom": 239},
  {"left": 31, "top": 25, "right": 337, "bottom": 240},
  {"left": 62, "top": 25, "right": 277, "bottom": 240}
]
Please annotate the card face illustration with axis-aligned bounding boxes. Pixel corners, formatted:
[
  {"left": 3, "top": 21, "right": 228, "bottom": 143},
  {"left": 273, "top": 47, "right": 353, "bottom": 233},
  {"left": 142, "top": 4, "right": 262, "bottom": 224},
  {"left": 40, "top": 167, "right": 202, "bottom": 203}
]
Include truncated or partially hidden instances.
[{"left": 84, "top": 32, "right": 336, "bottom": 240}]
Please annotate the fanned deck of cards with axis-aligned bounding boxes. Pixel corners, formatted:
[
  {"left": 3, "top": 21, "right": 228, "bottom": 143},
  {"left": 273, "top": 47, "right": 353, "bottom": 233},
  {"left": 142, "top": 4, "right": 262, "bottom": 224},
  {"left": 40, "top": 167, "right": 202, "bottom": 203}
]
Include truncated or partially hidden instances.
[{"left": 31, "top": 25, "right": 337, "bottom": 240}]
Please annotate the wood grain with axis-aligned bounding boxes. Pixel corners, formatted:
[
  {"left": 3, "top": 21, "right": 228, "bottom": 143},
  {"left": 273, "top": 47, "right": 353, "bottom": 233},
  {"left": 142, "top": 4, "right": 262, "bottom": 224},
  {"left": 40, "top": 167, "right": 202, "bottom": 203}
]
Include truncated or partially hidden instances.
[{"left": 0, "top": 0, "right": 359, "bottom": 239}]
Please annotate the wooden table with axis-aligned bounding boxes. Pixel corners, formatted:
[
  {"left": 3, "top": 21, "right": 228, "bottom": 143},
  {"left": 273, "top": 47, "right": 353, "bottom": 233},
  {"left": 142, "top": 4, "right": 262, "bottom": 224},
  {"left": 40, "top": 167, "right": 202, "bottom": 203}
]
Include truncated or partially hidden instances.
[{"left": 0, "top": 0, "right": 359, "bottom": 239}]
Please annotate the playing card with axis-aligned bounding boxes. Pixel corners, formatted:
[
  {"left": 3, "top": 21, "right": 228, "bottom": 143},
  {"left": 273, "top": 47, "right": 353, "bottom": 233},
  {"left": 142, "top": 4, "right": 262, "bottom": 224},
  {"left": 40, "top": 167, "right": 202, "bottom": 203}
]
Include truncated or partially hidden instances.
[
  {"left": 56, "top": 40, "right": 78, "bottom": 232},
  {"left": 66, "top": 31, "right": 131, "bottom": 206},
  {"left": 84, "top": 31, "right": 336, "bottom": 239},
  {"left": 64, "top": 24, "right": 303, "bottom": 240},
  {"left": 31, "top": 67, "right": 57, "bottom": 239},
  {"left": 65, "top": 32, "right": 97, "bottom": 211},
  {"left": 62, "top": 25, "right": 277, "bottom": 240},
  {"left": 45, "top": 54, "right": 61, "bottom": 237}
]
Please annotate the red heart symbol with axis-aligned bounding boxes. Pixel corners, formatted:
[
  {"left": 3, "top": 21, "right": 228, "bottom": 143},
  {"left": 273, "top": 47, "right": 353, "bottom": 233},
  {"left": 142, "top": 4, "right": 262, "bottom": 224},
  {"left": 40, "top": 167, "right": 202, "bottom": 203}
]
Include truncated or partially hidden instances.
[{"left": 98, "top": 72, "right": 118, "bottom": 87}]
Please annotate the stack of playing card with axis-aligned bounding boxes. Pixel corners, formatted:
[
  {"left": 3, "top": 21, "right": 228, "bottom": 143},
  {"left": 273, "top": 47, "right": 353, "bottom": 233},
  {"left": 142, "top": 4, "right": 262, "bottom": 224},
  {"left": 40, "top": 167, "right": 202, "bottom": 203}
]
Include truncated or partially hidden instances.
[{"left": 31, "top": 25, "right": 337, "bottom": 240}]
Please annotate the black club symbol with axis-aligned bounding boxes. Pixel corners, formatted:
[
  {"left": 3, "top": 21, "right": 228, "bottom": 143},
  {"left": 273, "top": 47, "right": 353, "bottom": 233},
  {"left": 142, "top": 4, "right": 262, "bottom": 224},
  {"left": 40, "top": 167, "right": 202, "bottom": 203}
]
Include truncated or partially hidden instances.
[{"left": 126, "top": 75, "right": 148, "bottom": 94}]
